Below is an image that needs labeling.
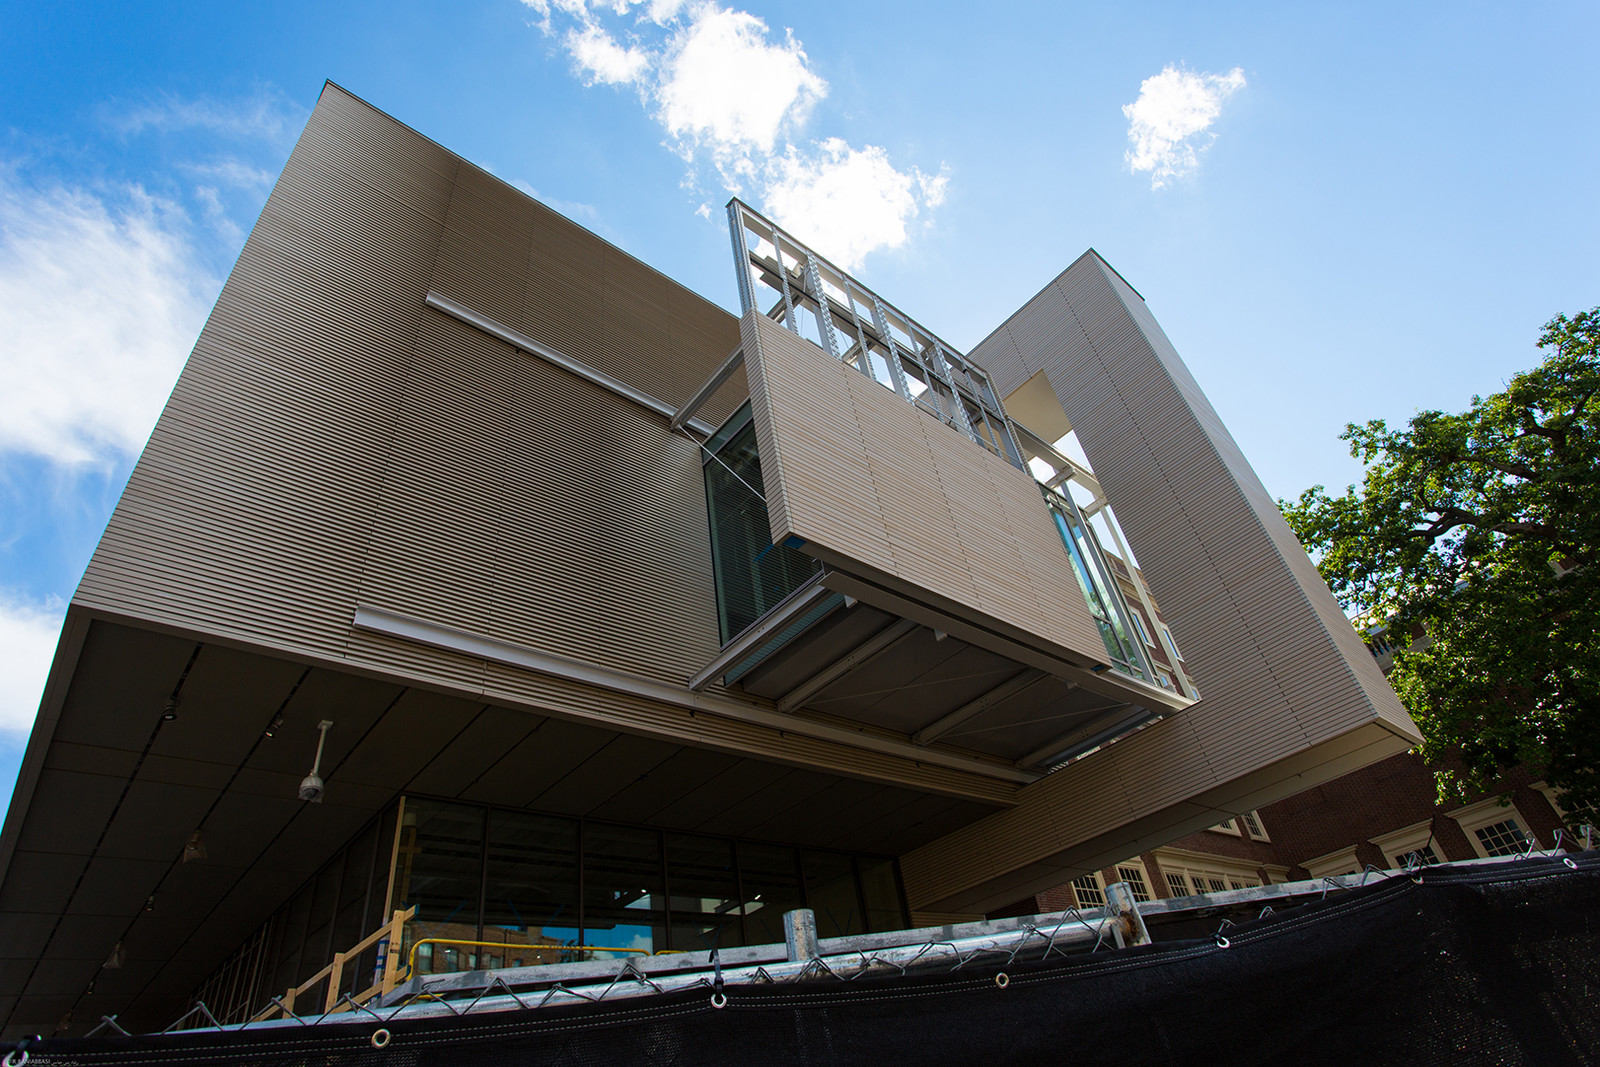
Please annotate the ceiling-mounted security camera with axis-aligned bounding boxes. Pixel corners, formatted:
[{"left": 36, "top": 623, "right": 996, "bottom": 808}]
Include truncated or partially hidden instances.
[{"left": 299, "top": 720, "right": 333, "bottom": 803}]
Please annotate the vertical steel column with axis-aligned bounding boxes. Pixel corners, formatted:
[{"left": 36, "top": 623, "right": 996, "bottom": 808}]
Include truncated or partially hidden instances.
[
  {"left": 926, "top": 341, "right": 980, "bottom": 443},
  {"left": 869, "top": 298, "right": 914, "bottom": 402},
  {"left": 972, "top": 368, "right": 1026, "bottom": 469},
  {"left": 769, "top": 226, "right": 800, "bottom": 335},
  {"left": 784, "top": 909, "right": 820, "bottom": 961},
  {"left": 839, "top": 282, "right": 880, "bottom": 381},
  {"left": 803, "top": 253, "right": 844, "bottom": 361},
  {"left": 1103, "top": 881, "right": 1151, "bottom": 947},
  {"left": 726, "top": 202, "right": 756, "bottom": 317}
]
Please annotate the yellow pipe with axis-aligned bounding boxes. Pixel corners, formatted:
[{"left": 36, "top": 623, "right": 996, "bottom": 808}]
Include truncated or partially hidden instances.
[{"left": 402, "top": 938, "right": 654, "bottom": 981}]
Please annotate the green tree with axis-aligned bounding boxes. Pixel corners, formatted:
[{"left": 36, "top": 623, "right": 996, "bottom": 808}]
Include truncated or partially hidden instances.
[{"left": 1282, "top": 308, "right": 1600, "bottom": 826}]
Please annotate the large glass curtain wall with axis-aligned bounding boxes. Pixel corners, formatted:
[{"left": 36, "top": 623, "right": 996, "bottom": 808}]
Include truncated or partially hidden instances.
[
  {"left": 703, "top": 402, "right": 823, "bottom": 643},
  {"left": 195, "top": 797, "right": 909, "bottom": 1023},
  {"left": 392, "top": 796, "right": 907, "bottom": 975}
]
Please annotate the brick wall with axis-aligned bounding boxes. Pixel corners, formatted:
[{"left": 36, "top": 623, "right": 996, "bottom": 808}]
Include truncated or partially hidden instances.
[{"left": 995, "top": 752, "right": 1574, "bottom": 917}]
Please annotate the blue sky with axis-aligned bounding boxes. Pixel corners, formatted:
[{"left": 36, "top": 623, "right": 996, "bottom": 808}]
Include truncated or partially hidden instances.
[{"left": 1, "top": 1, "right": 1596, "bottom": 802}]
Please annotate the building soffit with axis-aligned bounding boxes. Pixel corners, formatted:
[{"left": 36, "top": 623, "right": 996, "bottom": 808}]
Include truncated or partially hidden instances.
[{"left": 0, "top": 609, "right": 1015, "bottom": 1035}]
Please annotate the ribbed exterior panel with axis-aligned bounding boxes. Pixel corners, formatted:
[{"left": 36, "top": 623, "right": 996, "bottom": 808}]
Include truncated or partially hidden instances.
[
  {"left": 741, "top": 312, "right": 1105, "bottom": 664},
  {"left": 76, "top": 87, "right": 451, "bottom": 663},
  {"left": 898, "top": 252, "right": 1421, "bottom": 911},
  {"left": 66, "top": 84, "right": 1019, "bottom": 821}
]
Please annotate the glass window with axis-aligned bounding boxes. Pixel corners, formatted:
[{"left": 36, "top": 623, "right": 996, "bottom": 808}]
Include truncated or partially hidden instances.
[
  {"left": 394, "top": 799, "right": 486, "bottom": 974},
  {"left": 484, "top": 810, "right": 581, "bottom": 967},
  {"left": 1046, "top": 495, "right": 1147, "bottom": 680},
  {"left": 582, "top": 824, "right": 667, "bottom": 958},
  {"left": 1071, "top": 874, "right": 1105, "bottom": 909},
  {"left": 1394, "top": 844, "right": 1440, "bottom": 868},
  {"left": 1475, "top": 819, "right": 1529, "bottom": 857},
  {"left": 737, "top": 842, "right": 805, "bottom": 945},
  {"left": 1165, "top": 872, "right": 1190, "bottom": 897},
  {"left": 1116, "top": 864, "right": 1151, "bottom": 903},
  {"left": 666, "top": 833, "right": 744, "bottom": 953},
  {"left": 803, "top": 851, "right": 864, "bottom": 938},
  {"left": 703, "top": 403, "right": 822, "bottom": 643},
  {"left": 858, "top": 858, "right": 907, "bottom": 934}
]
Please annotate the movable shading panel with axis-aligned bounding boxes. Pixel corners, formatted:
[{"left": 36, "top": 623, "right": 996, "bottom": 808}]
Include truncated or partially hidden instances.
[{"left": 740, "top": 311, "right": 1106, "bottom": 669}]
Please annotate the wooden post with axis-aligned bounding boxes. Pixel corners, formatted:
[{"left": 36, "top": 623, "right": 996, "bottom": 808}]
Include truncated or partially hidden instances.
[
  {"left": 323, "top": 951, "right": 347, "bottom": 1013},
  {"left": 281, "top": 986, "right": 297, "bottom": 1017},
  {"left": 380, "top": 907, "right": 411, "bottom": 996}
]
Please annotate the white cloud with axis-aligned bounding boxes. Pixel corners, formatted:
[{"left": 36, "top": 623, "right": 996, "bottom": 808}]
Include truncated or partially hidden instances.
[
  {"left": 180, "top": 157, "right": 275, "bottom": 191},
  {"left": 1123, "top": 65, "right": 1246, "bottom": 189},
  {"left": 110, "top": 89, "right": 304, "bottom": 145},
  {"left": 193, "top": 185, "right": 243, "bottom": 241},
  {"left": 656, "top": 6, "right": 825, "bottom": 159},
  {"left": 765, "top": 139, "right": 948, "bottom": 271},
  {"left": 0, "top": 171, "right": 214, "bottom": 464},
  {"left": 0, "top": 593, "right": 64, "bottom": 735},
  {"left": 566, "top": 23, "right": 651, "bottom": 85},
  {"left": 524, "top": 1, "right": 944, "bottom": 269}
]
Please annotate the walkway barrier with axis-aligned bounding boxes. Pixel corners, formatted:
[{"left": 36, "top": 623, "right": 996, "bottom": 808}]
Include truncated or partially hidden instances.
[{"left": 249, "top": 905, "right": 416, "bottom": 1021}]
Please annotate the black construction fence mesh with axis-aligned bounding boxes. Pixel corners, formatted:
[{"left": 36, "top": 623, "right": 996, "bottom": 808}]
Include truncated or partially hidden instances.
[{"left": 8, "top": 853, "right": 1597, "bottom": 1066}]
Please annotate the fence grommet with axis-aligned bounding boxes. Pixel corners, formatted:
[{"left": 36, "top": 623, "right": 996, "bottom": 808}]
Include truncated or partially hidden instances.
[
  {"left": 4, "top": 1050, "right": 29, "bottom": 1066},
  {"left": 1214, "top": 935, "right": 1231, "bottom": 949},
  {"left": 710, "top": 991, "right": 728, "bottom": 1010},
  {"left": 370, "top": 1028, "right": 391, "bottom": 1049},
  {"left": 994, "top": 972, "right": 1010, "bottom": 989}
]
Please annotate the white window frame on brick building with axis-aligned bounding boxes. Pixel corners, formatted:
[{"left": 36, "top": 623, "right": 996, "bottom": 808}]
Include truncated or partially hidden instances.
[
  {"left": 1300, "top": 845, "right": 1362, "bottom": 879},
  {"left": 1238, "top": 809, "right": 1270, "bottom": 842},
  {"left": 1369, "top": 819, "right": 1445, "bottom": 868},
  {"left": 1069, "top": 871, "right": 1106, "bottom": 909},
  {"left": 1151, "top": 847, "right": 1265, "bottom": 896},
  {"left": 1447, "top": 797, "right": 1539, "bottom": 859},
  {"left": 1114, "top": 858, "right": 1155, "bottom": 902}
]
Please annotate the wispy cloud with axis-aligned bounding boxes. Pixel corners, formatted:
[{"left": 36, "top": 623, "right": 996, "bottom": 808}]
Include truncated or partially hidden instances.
[
  {"left": 522, "top": 0, "right": 946, "bottom": 269},
  {"left": 108, "top": 88, "right": 306, "bottom": 146},
  {"left": 0, "top": 170, "right": 215, "bottom": 465},
  {"left": 0, "top": 592, "right": 64, "bottom": 735},
  {"left": 180, "top": 157, "right": 275, "bottom": 191},
  {"left": 1123, "top": 65, "right": 1246, "bottom": 189}
]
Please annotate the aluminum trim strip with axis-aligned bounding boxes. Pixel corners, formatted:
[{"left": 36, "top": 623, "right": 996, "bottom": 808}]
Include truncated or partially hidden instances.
[{"left": 425, "top": 290, "right": 718, "bottom": 437}]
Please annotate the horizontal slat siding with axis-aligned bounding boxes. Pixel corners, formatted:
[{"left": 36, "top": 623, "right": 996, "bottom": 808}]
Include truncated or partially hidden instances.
[
  {"left": 744, "top": 312, "right": 1105, "bottom": 664},
  {"left": 72, "top": 85, "right": 1014, "bottom": 817},
  {"left": 75, "top": 87, "right": 449, "bottom": 663},
  {"left": 898, "top": 251, "right": 1420, "bottom": 911}
]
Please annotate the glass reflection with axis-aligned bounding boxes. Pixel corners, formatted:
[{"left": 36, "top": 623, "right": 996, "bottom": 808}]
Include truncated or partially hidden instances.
[
  {"left": 666, "top": 833, "right": 743, "bottom": 952},
  {"left": 582, "top": 823, "right": 667, "bottom": 957},
  {"left": 737, "top": 842, "right": 805, "bottom": 945},
  {"left": 803, "top": 850, "right": 864, "bottom": 937},
  {"left": 483, "top": 810, "right": 581, "bottom": 966}
]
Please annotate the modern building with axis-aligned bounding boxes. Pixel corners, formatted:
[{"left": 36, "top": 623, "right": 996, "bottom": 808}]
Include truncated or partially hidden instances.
[
  {"left": 1004, "top": 620, "right": 1585, "bottom": 915},
  {"left": 0, "top": 83, "right": 1420, "bottom": 1037}
]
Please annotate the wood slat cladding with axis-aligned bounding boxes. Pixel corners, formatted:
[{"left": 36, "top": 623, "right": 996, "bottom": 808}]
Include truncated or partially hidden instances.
[
  {"left": 897, "top": 252, "right": 1420, "bottom": 913},
  {"left": 740, "top": 311, "right": 1106, "bottom": 667}
]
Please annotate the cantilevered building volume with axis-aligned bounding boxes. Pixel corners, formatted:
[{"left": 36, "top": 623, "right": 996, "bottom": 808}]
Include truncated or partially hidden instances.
[{"left": 0, "top": 84, "right": 1419, "bottom": 1036}]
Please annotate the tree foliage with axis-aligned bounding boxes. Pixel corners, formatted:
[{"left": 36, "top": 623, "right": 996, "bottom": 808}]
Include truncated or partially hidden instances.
[{"left": 1282, "top": 308, "right": 1600, "bottom": 824}]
